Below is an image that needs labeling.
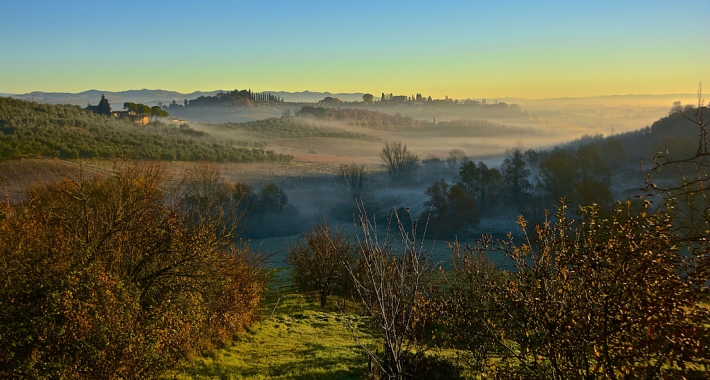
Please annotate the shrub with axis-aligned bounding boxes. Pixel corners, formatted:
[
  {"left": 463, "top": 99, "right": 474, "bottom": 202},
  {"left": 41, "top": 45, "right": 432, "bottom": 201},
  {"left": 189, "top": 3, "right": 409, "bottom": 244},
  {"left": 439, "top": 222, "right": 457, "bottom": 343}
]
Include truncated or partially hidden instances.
[
  {"left": 445, "top": 202, "right": 710, "bottom": 378},
  {"left": 287, "top": 223, "right": 354, "bottom": 307},
  {"left": 0, "top": 161, "right": 267, "bottom": 378}
]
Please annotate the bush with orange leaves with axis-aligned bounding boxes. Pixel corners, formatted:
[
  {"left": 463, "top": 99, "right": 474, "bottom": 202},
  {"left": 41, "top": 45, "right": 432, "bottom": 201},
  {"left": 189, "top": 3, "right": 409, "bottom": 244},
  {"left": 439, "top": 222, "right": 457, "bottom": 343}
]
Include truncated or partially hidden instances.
[{"left": 0, "top": 162, "right": 267, "bottom": 379}]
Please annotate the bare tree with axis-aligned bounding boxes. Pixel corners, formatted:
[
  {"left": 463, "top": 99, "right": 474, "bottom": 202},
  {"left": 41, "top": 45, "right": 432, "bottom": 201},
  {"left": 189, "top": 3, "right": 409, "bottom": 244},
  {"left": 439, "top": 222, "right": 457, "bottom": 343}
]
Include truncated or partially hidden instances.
[
  {"left": 334, "top": 163, "right": 371, "bottom": 200},
  {"left": 380, "top": 141, "right": 419, "bottom": 181},
  {"left": 344, "top": 204, "right": 433, "bottom": 380},
  {"left": 446, "top": 148, "right": 467, "bottom": 168}
]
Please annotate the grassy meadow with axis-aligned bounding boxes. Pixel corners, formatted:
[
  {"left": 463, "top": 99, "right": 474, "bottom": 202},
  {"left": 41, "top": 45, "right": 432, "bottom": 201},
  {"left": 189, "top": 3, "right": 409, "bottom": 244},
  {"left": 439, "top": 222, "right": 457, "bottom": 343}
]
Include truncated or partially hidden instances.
[
  {"left": 170, "top": 273, "right": 375, "bottom": 380},
  {"left": 169, "top": 272, "right": 474, "bottom": 380}
]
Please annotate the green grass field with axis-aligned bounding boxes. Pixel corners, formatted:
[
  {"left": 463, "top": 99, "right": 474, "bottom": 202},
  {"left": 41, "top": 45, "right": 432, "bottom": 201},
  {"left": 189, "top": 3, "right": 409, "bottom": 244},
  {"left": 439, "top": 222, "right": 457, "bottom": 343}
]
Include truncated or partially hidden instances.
[{"left": 169, "top": 273, "right": 375, "bottom": 380}]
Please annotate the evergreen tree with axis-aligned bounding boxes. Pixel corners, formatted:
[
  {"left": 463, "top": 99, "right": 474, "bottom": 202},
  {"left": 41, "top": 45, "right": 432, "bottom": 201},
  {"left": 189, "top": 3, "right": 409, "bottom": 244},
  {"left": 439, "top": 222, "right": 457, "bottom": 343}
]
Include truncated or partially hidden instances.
[
  {"left": 97, "top": 94, "right": 111, "bottom": 116},
  {"left": 502, "top": 148, "right": 532, "bottom": 206}
]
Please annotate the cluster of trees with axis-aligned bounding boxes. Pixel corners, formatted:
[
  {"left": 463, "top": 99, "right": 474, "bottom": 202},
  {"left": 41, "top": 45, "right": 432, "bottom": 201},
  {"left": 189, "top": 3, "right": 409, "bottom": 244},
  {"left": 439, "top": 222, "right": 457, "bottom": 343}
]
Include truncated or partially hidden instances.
[
  {"left": 421, "top": 149, "right": 532, "bottom": 234},
  {"left": 217, "top": 117, "right": 378, "bottom": 141},
  {"left": 363, "top": 137, "right": 618, "bottom": 236},
  {"left": 237, "top": 182, "right": 306, "bottom": 239},
  {"left": 369, "top": 92, "right": 526, "bottom": 114},
  {"left": 297, "top": 106, "right": 421, "bottom": 130},
  {"left": 0, "top": 97, "right": 292, "bottom": 162},
  {"left": 123, "top": 102, "right": 169, "bottom": 122},
  {"left": 187, "top": 89, "right": 284, "bottom": 107},
  {"left": 285, "top": 100, "right": 710, "bottom": 378},
  {"left": 374, "top": 141, "right": 530, "bottom": 233},
  {"left": 318, "top": 96, "right": 343, "bottom": 104},
  {"left": 536, "top": 144, "right": 613, "bottom": 207},
  {"left": 289, "top": 141, "right": 710, "bottom": 378},
  {"left": 0, "top": 162, "right": 268, "bottom": 378},
  {"left": 424, "top": 179, "right": 480, "bottom": 234},
  {"left": 452, "top": 145, "right": 614, "bottom": 225}
]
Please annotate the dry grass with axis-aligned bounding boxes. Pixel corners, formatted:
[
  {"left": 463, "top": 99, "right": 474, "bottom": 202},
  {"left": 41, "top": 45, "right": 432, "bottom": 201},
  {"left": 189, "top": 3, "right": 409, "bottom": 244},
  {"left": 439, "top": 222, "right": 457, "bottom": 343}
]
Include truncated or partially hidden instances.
[
  {"left": 0, "top": 158, "right": 110, "bottom": 200},
  {"left": 269, "top": 137, "right": 383, "bottom": 164},
  {"left": 0, "top": 158, "right": 386, "bottom": 202}
]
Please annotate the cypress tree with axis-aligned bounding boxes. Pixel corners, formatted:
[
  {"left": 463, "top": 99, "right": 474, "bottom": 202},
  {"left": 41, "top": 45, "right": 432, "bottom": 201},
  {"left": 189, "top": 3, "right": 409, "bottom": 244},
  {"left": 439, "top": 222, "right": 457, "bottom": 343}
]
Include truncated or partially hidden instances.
[{"left": 97, "top": 94, "right": 112, "bottom": 116}]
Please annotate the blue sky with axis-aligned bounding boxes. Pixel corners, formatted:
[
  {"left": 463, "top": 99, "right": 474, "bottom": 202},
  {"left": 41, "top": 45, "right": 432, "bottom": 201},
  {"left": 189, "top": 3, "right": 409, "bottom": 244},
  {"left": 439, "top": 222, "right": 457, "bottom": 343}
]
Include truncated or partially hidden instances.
[{"left": 1, "top": 0, "right": 708, "bottom": 98}]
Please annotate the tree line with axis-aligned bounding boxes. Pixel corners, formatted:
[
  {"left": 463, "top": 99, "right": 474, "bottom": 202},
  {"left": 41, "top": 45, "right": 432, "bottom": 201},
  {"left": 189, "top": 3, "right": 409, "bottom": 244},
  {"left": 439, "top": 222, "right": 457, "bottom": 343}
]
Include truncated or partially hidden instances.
[
  {"left": 122, "top": 101, "right": 169, "bottom": 122},
  {"left": 333, "top": 104, "right": 708, "bottom": 238},
  {"left": 296, "top": 106, "right": 422, "bottom": 130},
  {"left": 215, "top": 117, "right": 379, "bottom": 140},
  {"left": 187, "top": 89, "right": 284, "bottom": 107}
]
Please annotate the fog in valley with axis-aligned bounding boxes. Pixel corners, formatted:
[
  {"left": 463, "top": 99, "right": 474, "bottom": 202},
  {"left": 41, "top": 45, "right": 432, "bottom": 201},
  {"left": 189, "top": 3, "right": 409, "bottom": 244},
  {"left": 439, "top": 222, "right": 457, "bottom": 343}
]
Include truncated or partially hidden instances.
[
  {"left": 133, "top": 93, "right": 705, "bottom": 269},
  {"left": 2, "top": 90, "right": 704, "bottom": 271}
]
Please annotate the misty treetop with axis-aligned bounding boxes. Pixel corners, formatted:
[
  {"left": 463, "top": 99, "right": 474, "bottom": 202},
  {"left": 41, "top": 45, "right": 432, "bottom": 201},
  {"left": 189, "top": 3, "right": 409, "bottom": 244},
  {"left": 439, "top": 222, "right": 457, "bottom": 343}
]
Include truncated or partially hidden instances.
[
  {"left": 426, "top": 118, "right": 544, "bottom": 136},
  {"left": 0, "top": 97, "right": 292, "bottom": 163},
  {"left": 214, "top": 117, "right": 379, "bottom": 141},
  {"left": 297, "top": 106, "right": 421, "bottom": 130}
]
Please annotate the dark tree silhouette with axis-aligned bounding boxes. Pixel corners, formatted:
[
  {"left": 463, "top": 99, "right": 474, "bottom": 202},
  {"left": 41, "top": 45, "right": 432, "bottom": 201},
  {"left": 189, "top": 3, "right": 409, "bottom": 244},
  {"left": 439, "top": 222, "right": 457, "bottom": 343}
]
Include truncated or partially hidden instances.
[
  {"left": 96, "top": 93, "right": 111, "bottom": 115},
  {"left": 502, "top": 148, "right": 532, "bottom": 206},
  {"left": 380, "top": 141, "right": 419, "bottom": 181}
]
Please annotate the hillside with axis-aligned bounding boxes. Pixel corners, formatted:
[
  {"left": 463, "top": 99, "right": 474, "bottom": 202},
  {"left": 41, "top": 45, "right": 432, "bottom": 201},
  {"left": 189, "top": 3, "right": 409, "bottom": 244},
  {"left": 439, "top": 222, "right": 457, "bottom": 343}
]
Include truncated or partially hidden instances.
[
  {"left": 297, "top": 106, "right": 422, "bottom": 130},
  {"left": 560, "top": 106, "right": 709, "bottom": 168},
  {"left": 215, "top": 117, "right": 380, "bottom": 140},
  {"left": 0, "top": 97, "right": 292, "bottom": 163}
]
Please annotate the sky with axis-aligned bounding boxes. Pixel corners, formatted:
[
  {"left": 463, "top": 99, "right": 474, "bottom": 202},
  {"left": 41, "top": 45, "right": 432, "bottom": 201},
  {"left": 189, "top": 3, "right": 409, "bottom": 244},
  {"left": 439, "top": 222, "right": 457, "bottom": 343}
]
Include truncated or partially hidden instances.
[{"left": 1, "top": 0, "right": 708, "bottom": 99}]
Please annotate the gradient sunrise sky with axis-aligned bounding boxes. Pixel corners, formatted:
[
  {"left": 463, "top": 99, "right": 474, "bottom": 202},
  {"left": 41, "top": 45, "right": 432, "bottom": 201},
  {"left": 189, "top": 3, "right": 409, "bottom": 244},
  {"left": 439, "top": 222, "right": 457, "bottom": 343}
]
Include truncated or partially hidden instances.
[{"left": 1, "top": 0, "right": 708, "bottom": 99}]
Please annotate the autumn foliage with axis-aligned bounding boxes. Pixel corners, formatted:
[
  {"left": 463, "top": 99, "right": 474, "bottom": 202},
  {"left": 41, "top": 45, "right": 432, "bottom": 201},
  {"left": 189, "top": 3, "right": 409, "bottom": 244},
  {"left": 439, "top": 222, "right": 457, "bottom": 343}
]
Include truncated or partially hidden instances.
[
  {"left": 446, "top": 202, "right": 710, "bottom": 378},
  {"left": 0, "top": 162, "right": 267, "bottom": 378}
]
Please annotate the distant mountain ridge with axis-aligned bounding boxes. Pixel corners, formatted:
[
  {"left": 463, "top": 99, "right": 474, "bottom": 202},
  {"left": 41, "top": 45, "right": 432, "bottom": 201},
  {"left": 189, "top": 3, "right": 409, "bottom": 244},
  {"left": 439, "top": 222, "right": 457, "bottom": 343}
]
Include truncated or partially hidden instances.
[
  {"left": 0, "top": 89, "right": 368, "bottom": 107},
  {"left": 259, "top": 90, "right": 366, "bottom": 103},
  {"left": 0, "top": 89, "right": 224, "bottom": 108},
  {"left": 0, "top": 89, "right": 697, "bottom": 109}
]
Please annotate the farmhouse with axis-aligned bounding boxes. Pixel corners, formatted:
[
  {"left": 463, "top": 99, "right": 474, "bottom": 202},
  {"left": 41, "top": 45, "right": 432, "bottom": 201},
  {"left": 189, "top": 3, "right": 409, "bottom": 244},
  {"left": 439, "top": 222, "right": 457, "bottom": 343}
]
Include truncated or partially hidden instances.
[{"left": 111, "top": 110, "right": 149, "bottom": 125}]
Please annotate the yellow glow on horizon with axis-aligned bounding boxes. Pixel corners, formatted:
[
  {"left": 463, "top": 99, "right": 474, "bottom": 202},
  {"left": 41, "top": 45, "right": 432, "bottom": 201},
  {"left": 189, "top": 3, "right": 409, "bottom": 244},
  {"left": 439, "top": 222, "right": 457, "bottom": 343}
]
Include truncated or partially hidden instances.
[{"left": 2, "top": 50, "right": 707, "bottom": 100}]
